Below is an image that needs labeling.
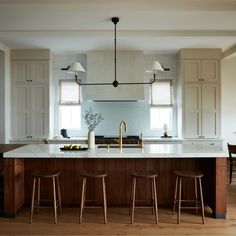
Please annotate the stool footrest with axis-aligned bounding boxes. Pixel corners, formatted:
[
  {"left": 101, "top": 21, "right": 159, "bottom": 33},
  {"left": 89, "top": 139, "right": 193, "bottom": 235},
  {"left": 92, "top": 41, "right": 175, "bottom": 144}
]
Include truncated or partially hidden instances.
[{"left": 84, "top": 205, "right": 105, "bottom": 209}]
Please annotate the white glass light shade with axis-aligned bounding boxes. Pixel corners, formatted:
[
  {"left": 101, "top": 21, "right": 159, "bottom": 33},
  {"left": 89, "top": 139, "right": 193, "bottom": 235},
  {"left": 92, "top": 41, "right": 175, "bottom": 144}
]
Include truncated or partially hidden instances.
[
  {"left": 152, "top": 61, "right": 164, "bottom": 73},
  {"left": 68, "top": 62, "right": 85, "bottom": 74}
]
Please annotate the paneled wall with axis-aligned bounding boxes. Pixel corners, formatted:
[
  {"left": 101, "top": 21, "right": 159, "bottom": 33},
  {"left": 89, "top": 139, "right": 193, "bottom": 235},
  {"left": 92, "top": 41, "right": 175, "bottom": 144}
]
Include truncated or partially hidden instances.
[
  {"left": 222, "top": 55, "right": 236, "bottom": 149},
  {"left": 0, "top": 42, "right": 11, "bottom": 144},
  {"left": 53, "top": 53, "right": 177, "bottom": 137}
]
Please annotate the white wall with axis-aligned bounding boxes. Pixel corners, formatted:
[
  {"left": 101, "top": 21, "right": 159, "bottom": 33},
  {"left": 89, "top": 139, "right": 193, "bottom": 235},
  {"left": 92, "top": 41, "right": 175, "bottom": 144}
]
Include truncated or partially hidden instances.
[
  {"left": 0, "top": 42, "right": 11, "bottom": 143},
  {"left": 52, "top": 53, "right": 177, "bottom": 138},
  {"left": 222, "top": 55, "right": 236, "bottom": 149}
]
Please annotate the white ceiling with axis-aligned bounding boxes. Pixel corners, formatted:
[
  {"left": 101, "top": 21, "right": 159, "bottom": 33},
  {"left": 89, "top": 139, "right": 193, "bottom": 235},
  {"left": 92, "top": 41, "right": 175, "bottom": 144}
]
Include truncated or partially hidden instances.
[{"left": 0, "top": 0, "right": 236, "bottom": 53}]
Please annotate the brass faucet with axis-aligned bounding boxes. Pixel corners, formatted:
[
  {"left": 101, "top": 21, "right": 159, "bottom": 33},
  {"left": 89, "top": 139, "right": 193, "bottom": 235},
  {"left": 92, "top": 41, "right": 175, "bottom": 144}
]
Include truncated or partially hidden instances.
[{"left": 118, "top": 120, "right": 127, "bottom": 149}]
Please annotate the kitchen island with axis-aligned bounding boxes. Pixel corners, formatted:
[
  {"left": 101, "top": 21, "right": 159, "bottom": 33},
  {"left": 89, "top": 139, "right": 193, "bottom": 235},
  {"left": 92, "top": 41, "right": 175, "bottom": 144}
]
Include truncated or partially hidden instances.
[{"left": 2, "top": 144, "right": 227, "bottom": 219}]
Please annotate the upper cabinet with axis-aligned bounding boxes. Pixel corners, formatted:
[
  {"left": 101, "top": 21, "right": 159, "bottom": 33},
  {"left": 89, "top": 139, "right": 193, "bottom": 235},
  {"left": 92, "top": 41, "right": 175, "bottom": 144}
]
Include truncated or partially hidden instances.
[
  {"left": 12, "top": 60, "right": 49, "bottom": 84},
  {"left": 183, "top": 59, "right": 219, "bottom": 83},
  {"left": 83, "top": 51, "right": 145, "bottom": 101}
]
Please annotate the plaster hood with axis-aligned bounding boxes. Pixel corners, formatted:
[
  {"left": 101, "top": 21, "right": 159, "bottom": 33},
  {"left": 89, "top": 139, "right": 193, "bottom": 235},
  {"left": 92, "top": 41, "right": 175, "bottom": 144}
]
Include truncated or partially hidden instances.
[{"left": 83, "top": 51, "right": 145, "bottom": 101}]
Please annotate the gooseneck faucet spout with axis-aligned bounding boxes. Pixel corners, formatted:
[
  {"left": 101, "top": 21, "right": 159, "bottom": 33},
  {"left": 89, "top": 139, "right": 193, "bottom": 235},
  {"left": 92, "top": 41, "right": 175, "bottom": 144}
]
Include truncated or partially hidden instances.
[{"left": 118, "top": 120, "right": 127, "bottom": 149}]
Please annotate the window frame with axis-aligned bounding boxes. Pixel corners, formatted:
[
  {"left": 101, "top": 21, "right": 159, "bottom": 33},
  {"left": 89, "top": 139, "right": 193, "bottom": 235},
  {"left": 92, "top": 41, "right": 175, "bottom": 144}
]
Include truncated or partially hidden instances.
[
  {"left": 150, "top": 79, "right": 173, "bottom": 130},
  {"left": 59, "top": 79, "right": 81, "bottom": 130}
]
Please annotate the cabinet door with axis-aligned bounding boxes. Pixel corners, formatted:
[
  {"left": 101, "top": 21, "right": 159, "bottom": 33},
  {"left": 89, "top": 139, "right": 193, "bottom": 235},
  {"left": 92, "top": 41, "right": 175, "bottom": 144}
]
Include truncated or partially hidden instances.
[
  {"left": 12, "top": 61, "right": 29, "bottom": 83},
  {"left": 184, "top": 84, "right": 201, "bottom": 138},
  {"left": 201, "top": 59, "right": 218, "bottom": 82},
  {"left": 29, "top": 84, "right": 49, "bottom": 138},
  {"left": 183, "top": 60, "right": 201, "bottom": 82},
  {"left": 30, "top": 61, "right": 49, "bottom": 83},
  {"left": 11, "top": 84, "right": 30, "bottom": 138},
  {"left": 201, "top": 84, "right": 219, "bottom": 138}
]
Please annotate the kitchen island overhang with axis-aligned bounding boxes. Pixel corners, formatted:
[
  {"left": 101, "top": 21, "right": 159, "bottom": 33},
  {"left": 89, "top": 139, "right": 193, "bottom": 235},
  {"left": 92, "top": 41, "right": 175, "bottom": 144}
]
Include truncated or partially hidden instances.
[
  {"left": 3, "top": 144, "right": 228, "bottom": 219},
  {"left": 3, "top": 143, "right": 228, "bottom": 159}
]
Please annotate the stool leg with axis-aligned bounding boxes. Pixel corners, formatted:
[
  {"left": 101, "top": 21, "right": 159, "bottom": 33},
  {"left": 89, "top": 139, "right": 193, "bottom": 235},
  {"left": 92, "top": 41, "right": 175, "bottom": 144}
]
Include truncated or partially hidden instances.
[
  {"left": 56, "top": 176, "right": 62, "bottom": 214},
  {"left": 173, "top": 176, "right": 178, "bottom": 215},
  {"left": 151, "top": 180, "right": 154, "bottom": 215},
  {"left": 230, "top": 162, "right": 232, "bottom": 184},
  {"left": 102, "top": 177, "right": 107, "bottom": 224},
  {"left": 194, "top": 178, "right": 198, "bottom": 215},
  {"left": 153, "top": 177, "right": 158, "bottom": 224},
  {"left": 131, "top": 177, "right": 136, "bottom": 224},
  {"left": 198, "top": 178, "right": 205, "bottom": 224},
  {"left": 30, "top": 177, "right": 36, "bottom": 224},
  {"left": 37, "top": 177, "right": 40, "bottom": 214},
  {"left": 129, "top": 177, "right": 132, "bottom": 215},
  {"left": 52, "top": 177, "right": 58, "bottom": 224},
  {"left": 79, "top": 177, "right": 86, "bottom": 224},
  {"left": 177, "top": 177, "right": 182, "bottom": 224}
]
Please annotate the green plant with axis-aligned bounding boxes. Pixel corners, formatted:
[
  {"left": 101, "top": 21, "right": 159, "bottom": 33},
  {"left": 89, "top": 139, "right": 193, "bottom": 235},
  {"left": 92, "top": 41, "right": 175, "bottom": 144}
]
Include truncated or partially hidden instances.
[{"left": 83, "top": 108, "right": 104, "bottom": 131}]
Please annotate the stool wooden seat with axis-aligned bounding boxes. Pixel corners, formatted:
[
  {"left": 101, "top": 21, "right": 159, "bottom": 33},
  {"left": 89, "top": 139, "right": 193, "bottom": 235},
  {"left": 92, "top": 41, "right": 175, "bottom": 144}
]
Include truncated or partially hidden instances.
[
  {"left": 173, "top": 170, "right": 205, "bottom": 224},
  {"left": 130, "top": 171, "right": 159, "bottom": 224},
  {"left": 79, "top": 171, "right": 108, "bottom": 224},
  {"left": 30, "top": 171, "right": 62, "bottom": 224}
]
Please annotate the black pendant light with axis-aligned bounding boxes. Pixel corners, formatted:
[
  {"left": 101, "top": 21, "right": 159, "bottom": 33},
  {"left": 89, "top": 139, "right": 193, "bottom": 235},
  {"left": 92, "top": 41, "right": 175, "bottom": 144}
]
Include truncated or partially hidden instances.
[{"left": 62, "top": 17, "right": 168, "bottom": 87}]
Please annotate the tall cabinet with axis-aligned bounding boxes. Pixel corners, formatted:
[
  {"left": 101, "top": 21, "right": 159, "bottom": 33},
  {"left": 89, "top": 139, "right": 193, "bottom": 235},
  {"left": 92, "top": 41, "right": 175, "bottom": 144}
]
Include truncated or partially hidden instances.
[
  {"left": 11, "top": 50, "right": 50, "bottom": 141},
  {"left": 178, "top": 49, "right": 221, "bottom": 139}
]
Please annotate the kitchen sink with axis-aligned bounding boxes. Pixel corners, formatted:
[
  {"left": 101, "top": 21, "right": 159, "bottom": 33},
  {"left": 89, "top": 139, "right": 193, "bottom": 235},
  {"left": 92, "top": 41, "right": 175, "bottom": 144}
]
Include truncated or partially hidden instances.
[{"left": 97, "top": 144, "right": 141, "bottom": 149}]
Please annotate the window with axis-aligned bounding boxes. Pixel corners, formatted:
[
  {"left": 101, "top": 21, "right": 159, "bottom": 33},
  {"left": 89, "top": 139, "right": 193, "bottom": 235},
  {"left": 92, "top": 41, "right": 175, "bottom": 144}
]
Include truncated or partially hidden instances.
[
  {"left": 150, "top": 80, "right": 173, "bottom": 129},
  {"left": 59, "top": 80, "right": 81, "bottom": 129}
]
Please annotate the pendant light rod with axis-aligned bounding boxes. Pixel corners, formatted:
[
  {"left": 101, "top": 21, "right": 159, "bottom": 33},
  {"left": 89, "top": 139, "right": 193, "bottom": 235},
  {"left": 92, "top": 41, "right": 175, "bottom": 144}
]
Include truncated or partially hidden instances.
[{"left": 112, "top": 17, "right": 119, "bottom": 87}]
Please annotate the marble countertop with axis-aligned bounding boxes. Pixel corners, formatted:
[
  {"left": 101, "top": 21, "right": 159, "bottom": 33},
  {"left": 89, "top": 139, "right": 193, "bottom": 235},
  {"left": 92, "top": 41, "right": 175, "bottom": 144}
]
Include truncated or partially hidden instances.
[{"left": 3, "top": 144, "right": 228, "bottom": 158}]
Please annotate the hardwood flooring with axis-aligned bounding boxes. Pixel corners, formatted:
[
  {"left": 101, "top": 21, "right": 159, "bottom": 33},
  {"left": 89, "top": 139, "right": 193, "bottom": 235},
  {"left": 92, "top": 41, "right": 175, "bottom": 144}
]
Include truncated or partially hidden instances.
[{"left": 1, "top": 182, "right": 236, "bottom": 236}]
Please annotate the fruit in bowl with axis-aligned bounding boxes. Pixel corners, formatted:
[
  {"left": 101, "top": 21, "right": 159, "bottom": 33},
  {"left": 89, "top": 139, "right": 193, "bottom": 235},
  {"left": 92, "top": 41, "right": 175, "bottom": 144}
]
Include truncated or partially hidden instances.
[{"left": 63, "top": 144, "right": 83, "bottom": 150}]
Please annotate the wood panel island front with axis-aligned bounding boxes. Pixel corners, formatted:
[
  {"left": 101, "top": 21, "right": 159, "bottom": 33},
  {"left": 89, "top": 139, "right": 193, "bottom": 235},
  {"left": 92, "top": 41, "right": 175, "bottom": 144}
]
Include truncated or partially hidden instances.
[{"left": 2, "top": 144, "right": 227, "bottom": 219}]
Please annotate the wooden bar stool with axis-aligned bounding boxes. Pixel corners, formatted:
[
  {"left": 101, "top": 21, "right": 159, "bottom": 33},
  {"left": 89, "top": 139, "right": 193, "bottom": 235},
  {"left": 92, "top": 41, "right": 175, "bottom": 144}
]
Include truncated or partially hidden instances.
[
  {"left": 173, "top": 170, "right": 205, "bottom": 224},
  {"left": 30, "top": 171, "right": 62, "bottom": 224},
  {"left": 79, "top": 171, "right": 108, "bottom": 224},
  {"left": 130, "top": 171, "right": 159, "bottom": 224}
]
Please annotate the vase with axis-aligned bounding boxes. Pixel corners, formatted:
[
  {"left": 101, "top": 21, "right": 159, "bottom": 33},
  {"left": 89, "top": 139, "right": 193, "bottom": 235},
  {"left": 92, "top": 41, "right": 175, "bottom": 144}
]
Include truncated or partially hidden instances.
[{"left": 88, "top": 130, "right": 95, "bottom": 149}]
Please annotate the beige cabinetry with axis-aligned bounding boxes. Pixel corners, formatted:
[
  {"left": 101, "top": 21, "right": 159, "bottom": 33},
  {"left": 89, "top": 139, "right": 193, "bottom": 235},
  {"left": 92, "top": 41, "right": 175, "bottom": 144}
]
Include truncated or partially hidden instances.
[
  {"left": 184, "top": 83, "right": 219, "bottom": 138},
  {"left": 179, "top": 49, "right": 221, "bottom": 139},
  {"left": 12, "top": 60, "right": 49, "bottom": 84},
  {"left": 183, "top": 59, "right": 219, "bottom": 83},
  {"left": 11, "top": 50, "right": 50, "bottom": 140}
]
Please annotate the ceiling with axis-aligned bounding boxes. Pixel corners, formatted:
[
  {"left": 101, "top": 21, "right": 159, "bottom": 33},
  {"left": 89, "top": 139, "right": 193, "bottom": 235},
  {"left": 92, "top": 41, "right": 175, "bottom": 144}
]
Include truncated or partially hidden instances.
[{"left": 0, "top": 0, "right": 236, "bottom": 54}]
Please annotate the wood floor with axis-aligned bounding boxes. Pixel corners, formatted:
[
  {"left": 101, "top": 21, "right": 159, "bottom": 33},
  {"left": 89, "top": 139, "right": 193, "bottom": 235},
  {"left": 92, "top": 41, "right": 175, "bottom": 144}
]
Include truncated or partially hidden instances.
[{"left": 0, "top": 183, "right": 236, "bottom": 236}]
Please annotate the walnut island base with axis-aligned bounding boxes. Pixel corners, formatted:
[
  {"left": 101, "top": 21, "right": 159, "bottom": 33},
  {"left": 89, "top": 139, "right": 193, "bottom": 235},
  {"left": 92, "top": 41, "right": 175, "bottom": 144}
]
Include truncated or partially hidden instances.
[{"left": 2, "top": 144, "right": 227, "bottom": 220}]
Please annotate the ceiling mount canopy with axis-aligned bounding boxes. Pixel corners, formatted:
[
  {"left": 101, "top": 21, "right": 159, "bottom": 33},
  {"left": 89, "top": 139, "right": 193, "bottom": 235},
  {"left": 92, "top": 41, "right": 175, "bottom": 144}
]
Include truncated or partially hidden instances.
[{"left": 61, "top": 17, "right": 169, "bottom": 87}]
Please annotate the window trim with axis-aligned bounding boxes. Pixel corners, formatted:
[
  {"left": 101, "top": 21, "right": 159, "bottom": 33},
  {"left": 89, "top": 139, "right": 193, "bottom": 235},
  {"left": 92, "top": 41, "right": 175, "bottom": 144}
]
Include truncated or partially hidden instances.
[
  {"left": 59, "top": 79, "right": 81, "bottom": 105},
  {"left": 151, "top": 79, "right": 173, "bottom": 107}
]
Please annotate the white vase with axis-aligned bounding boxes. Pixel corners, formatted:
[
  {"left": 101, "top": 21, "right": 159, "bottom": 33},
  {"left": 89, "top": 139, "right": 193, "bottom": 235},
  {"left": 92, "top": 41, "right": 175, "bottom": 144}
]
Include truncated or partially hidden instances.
[{"left": 88, "top": 130, "right": 95, "bottom": 149}]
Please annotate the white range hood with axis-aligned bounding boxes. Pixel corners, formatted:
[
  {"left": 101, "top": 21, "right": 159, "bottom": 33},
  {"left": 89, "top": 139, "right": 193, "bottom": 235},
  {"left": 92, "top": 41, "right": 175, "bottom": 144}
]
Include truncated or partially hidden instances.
[{"left": 83, "top": 51, "right": 145, "bottom": 101}]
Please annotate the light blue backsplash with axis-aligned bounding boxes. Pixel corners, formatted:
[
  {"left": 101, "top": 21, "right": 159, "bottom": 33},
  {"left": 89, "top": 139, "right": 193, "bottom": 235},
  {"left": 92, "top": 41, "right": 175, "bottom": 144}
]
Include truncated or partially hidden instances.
[{"left": 53, "top": 53, "right": 178, "bottom": 137}]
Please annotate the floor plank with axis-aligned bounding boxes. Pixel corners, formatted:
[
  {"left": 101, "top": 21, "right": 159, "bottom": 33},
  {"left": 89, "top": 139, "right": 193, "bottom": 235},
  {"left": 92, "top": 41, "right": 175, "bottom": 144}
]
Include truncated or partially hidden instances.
[{"left": 0, "top": 183, "right": 236, "bottom": 236}]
